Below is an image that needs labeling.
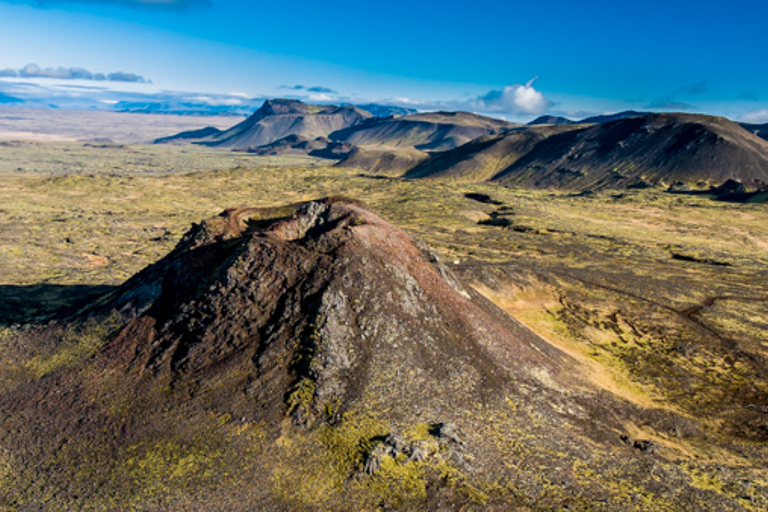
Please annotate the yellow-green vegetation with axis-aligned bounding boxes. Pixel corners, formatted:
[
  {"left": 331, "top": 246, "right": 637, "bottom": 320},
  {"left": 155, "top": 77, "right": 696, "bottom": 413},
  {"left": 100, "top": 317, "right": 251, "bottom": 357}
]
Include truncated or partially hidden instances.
[
  {"left": 286, "top": 377, "right": 316, "bottom": 417},
  {"left": 267, "top": 410, "right": 488, "bottom": 509}
]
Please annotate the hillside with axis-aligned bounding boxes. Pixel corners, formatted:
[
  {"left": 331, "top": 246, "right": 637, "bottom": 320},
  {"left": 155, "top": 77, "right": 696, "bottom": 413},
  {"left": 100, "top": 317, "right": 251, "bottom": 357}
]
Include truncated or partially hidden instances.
[
  {"left": 403, "top": 125, "right": 580, "bottom": 182},
  {"left": 491, "top": 113, "right": 768, "bottom": 190},
  {"left": 331, "top": 111, "right": 513, "bottom": 151},
  {"left": 401, "top": 113, "right": 768, "bottom": 190},
  {"left": 333, "top": 146, "right": 429, "bottom": 175}
]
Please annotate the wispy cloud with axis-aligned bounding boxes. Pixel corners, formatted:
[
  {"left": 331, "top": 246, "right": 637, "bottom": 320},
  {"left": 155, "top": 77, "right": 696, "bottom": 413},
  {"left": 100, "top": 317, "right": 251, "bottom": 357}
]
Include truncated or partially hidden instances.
[
  {"left": 105, "top": 71, "right": 146, "bottom": 83},
  {"left": 278, "top": 84, "right": 338, "bottom": 94},
  {"left": 742, "top": 109, "right": 768, "bottom": 124},
  {"left": 306, "top": 86, "right": 336, "bottom": 94},
  {"left": 12, "top": 63, "right": 149, "bottom": 83}
]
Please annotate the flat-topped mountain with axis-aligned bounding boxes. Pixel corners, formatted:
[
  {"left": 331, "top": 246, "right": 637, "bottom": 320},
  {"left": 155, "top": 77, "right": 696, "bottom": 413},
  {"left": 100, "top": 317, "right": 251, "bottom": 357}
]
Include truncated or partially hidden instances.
[{"left": 193, "top": 99, "right": 373, "bottom": 150}]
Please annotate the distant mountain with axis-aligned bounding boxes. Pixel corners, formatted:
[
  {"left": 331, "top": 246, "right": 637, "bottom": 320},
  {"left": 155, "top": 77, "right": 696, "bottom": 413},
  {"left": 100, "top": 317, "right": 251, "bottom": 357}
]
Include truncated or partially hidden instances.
[
  {"left": 330, "top": 111, "right": 513, "bottom": 151},
  {"left": 741, "top": 122, "right": 768, "bottom": 142},
  {"left": 354, "top": 104, "right": 418, "bottom": 117},
  {"left": 528, "top": 115, "right": 574, "bottom": 125},
  {"left": 157, "top": 100, "right": 513, "bottom": 153},
  {"left": 489, "top": 113, "right": 768, "bottom": 190},
  {"left": 578, "top": 110, "right": 649, "bottom": 124},
  {"left": 171, "top": 99, "right": 373, "bottom": 150}
]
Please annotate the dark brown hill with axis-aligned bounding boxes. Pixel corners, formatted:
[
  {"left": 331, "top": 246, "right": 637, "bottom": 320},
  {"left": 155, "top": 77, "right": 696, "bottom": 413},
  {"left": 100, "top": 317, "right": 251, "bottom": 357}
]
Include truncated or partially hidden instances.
[
  {"left": 403, "top": 125, "right": 580, "bottom": 182},
  {"left": 88, "top": 198, "right": 565, "bottom": 412},
  {"left": 491, "top": 113, "right": 768, "bottom": 190},
  {"left": 330, "top": 111, "right": 513, "bottom": 151},
  {"left": 0, "top": 198, "right": 734, "bottom": 510}
]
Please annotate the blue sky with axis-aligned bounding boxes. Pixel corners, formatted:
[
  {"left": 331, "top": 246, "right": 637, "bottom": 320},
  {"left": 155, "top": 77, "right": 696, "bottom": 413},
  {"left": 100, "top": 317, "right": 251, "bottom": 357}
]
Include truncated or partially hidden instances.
[{"left": 1, "top": 0, "right": 767, "bottom": 122}]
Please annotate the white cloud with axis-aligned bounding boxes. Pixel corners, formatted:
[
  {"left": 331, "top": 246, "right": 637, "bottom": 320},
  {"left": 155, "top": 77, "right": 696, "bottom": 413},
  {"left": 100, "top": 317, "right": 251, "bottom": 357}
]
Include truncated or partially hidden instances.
[
  {"left": 391, "top": 97, "right": 429, "bottom": 106},
  {"left": 15, "top": 63, "right": 147, "bottom": 83},
  {"left": 742, "top": 109, "right": 768, "bottom": 124},
  {"left": 471, "top": 78, "right": 551, "bottom": 115},
  {"left": 306, "top": 93, "right": 335, "bottom": 102}
]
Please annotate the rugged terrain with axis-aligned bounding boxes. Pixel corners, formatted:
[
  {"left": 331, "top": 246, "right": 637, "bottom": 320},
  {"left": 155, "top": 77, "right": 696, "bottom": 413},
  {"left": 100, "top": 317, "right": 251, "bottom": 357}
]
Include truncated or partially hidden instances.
[{"left": 3, "top": 193, "right": 767, "bottom": 510}]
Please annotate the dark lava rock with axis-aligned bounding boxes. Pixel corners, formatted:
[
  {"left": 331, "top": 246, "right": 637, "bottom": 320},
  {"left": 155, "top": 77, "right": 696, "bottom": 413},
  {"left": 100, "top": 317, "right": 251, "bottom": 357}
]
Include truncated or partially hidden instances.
[{"left": 84, "top": 197, "right": 565, "bottom": 427}]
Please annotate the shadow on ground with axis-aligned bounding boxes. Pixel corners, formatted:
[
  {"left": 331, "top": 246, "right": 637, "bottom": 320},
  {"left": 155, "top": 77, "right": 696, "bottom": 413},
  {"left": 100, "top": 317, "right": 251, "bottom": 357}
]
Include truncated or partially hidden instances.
[{"left": 0, "top": 284, "right": 117, "bottom": 325}]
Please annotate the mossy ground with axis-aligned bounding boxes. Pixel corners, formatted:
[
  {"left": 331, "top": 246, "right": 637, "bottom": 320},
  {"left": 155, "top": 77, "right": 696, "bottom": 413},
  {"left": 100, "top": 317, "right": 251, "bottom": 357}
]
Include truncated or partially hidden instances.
[{"left": 1, "top": 142, "right": 767, "bottom": 509}]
